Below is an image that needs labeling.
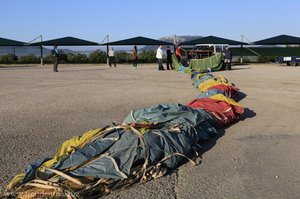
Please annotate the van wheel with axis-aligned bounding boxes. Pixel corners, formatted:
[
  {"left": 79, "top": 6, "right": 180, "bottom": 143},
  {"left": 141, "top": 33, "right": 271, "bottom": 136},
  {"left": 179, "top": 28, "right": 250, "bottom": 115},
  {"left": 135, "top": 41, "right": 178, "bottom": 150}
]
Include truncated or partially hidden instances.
[
  {"left": 290, "top": 62, "right": 296, "bottom": 66},
  {"left": 287, "top": 62, "right": 291, "bottom": 66}
]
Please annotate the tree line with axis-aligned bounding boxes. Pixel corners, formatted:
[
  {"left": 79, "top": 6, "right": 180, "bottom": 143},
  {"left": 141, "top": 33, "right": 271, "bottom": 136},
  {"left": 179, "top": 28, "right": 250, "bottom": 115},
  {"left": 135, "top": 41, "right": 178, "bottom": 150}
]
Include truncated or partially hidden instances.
[
  {"left": 0, "top": 50, "right": 157, "bottom": 64},
  {"left": 0, "top": 49, "right": 281, "bottom": 64}
]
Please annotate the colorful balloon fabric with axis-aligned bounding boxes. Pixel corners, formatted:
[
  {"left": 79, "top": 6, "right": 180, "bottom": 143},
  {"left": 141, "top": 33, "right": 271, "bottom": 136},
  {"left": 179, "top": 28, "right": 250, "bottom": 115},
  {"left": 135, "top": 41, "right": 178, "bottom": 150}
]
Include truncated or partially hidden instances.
[{"left": 3, "top": 72, "right": 244, "bottom": 199}]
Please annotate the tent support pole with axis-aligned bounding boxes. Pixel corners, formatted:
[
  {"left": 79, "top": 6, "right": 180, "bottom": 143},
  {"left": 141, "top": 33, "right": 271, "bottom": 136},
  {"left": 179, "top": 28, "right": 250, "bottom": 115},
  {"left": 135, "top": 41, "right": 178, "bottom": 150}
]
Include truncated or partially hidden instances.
[
  {"left": 240, "top": 35, "right": 243, "bottom": 64},
  {"left": 13, "top": 47, "right": 16, "bottom": 63},
  {"left": 40, "top": 35, "right": 43, "bottom": 66},
  {"left": 106, "top": 45, "right": 109, "bottom": 66},
  {"left": 240, "top": 44, "right": 243, "bottom": 64},
  {"left": 106, "top": 35, "right": 109, "bottom": 66},
  {"left": 40, "top": 45, "right": 43, "bottom": 66}
]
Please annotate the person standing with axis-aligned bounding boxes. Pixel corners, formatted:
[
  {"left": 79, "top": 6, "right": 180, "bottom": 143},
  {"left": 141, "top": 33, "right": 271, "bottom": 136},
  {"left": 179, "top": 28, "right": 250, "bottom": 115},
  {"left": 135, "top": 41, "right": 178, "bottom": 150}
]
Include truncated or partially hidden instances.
[
  {"left": 175, "top": 45, "right": 181, "bottom": 62},
  {"left": 51, "top": 45, "right": 60, "bottom": 72},
  {"left": 156, "top": 45, "right": 165, "bottom": 70},
  {"left": 223, "top": 46, "right": 232, "bottom": 70},
  {"left": 108, "top": 47, "right": 116, "bottom": 67},
  {"left": 166, "top": 46, "right": 173, "bottom": 70},
  {"left": 132, "top": 46, "right": 138, "bottom": 68}
]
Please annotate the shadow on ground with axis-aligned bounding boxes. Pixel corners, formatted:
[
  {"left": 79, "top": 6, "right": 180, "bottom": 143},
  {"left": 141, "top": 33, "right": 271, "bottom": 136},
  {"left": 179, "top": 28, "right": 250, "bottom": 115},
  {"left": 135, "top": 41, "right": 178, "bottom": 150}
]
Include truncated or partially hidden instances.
[
  {"left": 60, "top": 68, "right": 108, "bottom": 72},
  {"left": 236, "top": 91, "right": 247, "bottom": 102}
]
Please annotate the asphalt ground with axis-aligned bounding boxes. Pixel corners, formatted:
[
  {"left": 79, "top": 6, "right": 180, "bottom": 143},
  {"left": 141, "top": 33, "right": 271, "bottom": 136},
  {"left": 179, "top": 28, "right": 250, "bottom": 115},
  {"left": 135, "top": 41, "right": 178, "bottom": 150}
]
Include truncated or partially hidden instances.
[{"left": 0, "top": 63, "right": 299, "bottom": 198}]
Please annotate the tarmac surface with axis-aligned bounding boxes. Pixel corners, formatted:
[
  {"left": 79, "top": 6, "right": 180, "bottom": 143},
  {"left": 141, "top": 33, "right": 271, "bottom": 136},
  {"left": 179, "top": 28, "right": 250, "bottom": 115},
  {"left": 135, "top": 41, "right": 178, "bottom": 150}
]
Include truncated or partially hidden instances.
[{"left": 0, "top": 63, "right": 300, "bottom": 198}]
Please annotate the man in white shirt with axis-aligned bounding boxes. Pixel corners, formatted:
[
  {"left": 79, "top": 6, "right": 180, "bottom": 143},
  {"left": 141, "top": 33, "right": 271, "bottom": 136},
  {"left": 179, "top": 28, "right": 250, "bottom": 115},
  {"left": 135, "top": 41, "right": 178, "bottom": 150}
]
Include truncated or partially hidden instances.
[
  {"left": 108, "top": 47, "right": 116, "bottom": 67},
  {"left": 156, "top": 45, "right": 165, "bottom": 70}
]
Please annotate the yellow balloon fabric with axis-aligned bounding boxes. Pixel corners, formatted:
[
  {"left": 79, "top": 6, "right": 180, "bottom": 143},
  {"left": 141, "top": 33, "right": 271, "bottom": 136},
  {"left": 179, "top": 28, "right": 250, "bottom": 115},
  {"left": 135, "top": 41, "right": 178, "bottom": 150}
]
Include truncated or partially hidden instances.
[{"left": 7, "top": 128, "right": 103, "bottom": 191}]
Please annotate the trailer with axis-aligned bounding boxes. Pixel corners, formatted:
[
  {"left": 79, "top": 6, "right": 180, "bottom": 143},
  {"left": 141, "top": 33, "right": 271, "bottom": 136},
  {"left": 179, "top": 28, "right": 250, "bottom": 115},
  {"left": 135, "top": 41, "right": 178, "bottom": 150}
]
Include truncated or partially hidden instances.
[
  {"left": 277, "top": 56, "right": 300, "bottom": 66},
  {"left": 174, "top": 44, "right": 227, "bottom": 73}
]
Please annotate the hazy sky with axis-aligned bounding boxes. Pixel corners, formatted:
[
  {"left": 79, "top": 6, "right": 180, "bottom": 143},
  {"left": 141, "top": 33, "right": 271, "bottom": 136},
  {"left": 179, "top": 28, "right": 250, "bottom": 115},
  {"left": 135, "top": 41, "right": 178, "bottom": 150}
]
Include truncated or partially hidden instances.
[{"left": 1, "top": 0, "right": 300, "bottom": 43}]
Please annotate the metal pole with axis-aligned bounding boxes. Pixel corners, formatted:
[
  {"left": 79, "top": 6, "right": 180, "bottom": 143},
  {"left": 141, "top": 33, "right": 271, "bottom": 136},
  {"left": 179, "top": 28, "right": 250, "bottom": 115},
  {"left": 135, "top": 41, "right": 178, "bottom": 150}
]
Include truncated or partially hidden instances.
[
  {"left": 40, "top": 35, "right": 43, "bottom": 66},
  {"left": 106, "top": 35, "right": 109, "bottom": 66},
  {"left": 240, "top": 44, "right": 243, "bottom": 64},
  {"left": 240, "top": 35, "right": 243, "bottom": 64},
  {"left": 106, "top": 45, "right": 109, "bottom": 66},
  {"left": 13, "top": 47, "right": 16, "bottom": 63},
  {"left": 173, "top": 35, "right": 176, "bottom": 55}
]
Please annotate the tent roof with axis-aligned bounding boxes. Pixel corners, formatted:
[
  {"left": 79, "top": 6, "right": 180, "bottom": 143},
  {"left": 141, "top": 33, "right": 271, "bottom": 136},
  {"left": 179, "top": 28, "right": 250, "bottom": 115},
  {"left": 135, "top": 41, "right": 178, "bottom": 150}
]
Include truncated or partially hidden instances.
[
  {"left": 102, "top": 36, "right": 173, "bottom": 46},
  {"left": 180, "top": 35, "right": 247, "bottom": 45},
  {"left": 0, "top": 37, "right": 25, "bottom": 46},
  {"left": 30, "top": 36, "right": 100, "bottom": 46},
  {"left": 254, "top": 34, "right": 300, "bottom": 45}
]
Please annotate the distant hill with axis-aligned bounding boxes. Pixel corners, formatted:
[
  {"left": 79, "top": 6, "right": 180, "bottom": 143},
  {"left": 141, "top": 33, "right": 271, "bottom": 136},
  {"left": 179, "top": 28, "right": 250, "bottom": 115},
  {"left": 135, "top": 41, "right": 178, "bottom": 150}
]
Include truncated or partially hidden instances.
[
  {"left": 0, "top": 46, "right": 94, "bottom": 57},
  {"left": 160, "top": 35, "right": 203, "bottom": 44},
  {"left": 140, "top": 35, "right": 203, "bottom": 51},
  {"left": 0, "top": 46, "right": 50, "bottom": 56}
]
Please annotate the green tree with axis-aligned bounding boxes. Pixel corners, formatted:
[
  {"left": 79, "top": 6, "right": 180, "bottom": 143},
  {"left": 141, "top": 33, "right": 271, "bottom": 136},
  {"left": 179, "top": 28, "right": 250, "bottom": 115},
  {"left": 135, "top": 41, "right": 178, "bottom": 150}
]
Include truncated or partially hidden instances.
[
  {"left": 257, "top": 56, "right": 276, "bottom": 63},
  {"left": 66, "top": 53, "right": 77, "bottom": 63},
  {"left": 115, "top": 51, "right": 131, "bottom": 63},
  {"left": 88, "top": 50, "right": 107, "bottom": 63},
  {"left": 139, "top": 50, "right": 156, "bottom": 63},
  {"left": 0, "top": 53, "right": 16, "bottom": 64},
  {"left": 59, "top": 50, "right": 68, "bottom": 64},
  {"left": 43, "top": 54, "right": 54, "bottom": 64},
  {"left": 18, "top": 54, "right": 39, "bottom": 64},
  {"left": 76, "top": 53, "right": 89, "bottom": 63}
]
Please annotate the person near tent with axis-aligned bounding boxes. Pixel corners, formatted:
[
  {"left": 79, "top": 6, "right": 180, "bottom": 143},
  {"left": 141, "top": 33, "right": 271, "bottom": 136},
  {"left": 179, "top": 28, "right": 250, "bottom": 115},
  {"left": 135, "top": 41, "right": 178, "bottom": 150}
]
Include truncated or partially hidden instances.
[
  {"left": 156, "top": 45, "right": 165, "bottom": 71},
  {"left": 108, "top": 47, "right": 116, "bottom": 67},
  {"left": 175, "top": 45, "right": 182, "bottom": 62},
  {"left": 51, "top": 45, "right": 60, "bottom": 72},
  {"left": 132, "top": 46, "right": 138, "bottom": 68},
  {"left": 166, "top": 46, "right": 173, "bottom": 70},
  {"left": 223, "top": 46, "right": 232, "bottom": 70}
]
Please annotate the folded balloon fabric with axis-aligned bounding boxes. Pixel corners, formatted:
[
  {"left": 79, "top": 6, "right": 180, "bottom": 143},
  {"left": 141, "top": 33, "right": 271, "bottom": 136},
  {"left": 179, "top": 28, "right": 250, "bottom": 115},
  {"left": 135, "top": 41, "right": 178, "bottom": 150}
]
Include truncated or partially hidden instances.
[{"left": 3, "top": 72, "right": 244, "bottom": 199}]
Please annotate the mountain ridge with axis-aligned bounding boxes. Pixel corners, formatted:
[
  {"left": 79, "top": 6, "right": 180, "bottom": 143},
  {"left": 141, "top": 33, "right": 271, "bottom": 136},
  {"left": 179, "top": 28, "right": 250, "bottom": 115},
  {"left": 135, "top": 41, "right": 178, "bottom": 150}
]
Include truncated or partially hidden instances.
[{"left": 140, "top": 35, "right": 203, "bottom": 51}]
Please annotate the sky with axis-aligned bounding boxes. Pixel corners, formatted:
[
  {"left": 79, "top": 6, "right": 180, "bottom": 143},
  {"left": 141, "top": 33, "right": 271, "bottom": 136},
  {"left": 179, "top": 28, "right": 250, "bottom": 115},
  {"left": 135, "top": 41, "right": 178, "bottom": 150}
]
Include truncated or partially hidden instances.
[{"left": 1, "top": 0, "right": 300, "bottom": 44}]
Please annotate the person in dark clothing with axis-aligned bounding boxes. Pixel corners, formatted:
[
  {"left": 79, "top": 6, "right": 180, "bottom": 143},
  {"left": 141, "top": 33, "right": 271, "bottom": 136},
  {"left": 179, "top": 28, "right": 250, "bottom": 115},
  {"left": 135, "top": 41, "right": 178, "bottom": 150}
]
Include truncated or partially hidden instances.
[
  {"left": 51, "top": 45, "right": 60, "bottom": 72},
  {"left": 223, "top": 46, "right": 232, "bottom": 70},
  {"left": 166, "top": 46, "right": 173, "bottom": 70},
  {"left": 132, "top": 46, "right": 138, "bottom": 68}
]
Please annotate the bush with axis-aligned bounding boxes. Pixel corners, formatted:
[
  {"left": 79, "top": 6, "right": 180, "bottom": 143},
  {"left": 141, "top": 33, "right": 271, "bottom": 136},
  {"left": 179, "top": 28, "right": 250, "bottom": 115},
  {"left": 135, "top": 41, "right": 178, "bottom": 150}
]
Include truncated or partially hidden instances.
[
  {"left": 1, "top": 49, "right": 162, "bottom": 65},
  {"left": 114, "top": 50, "right": 157, "bottom": 63},
  {"left": 76, "top": 53, "right": 89, "bottom": 63},
  {"left": 257, "top": 56, "right": 276, "bottom": 63},
  {"left": 66, "top": 53, "right": 77, "bottom": 63},
  {"left": 88, "top": 50, "right": 107, "bottom": 63},
  {"left": 59, "top": 51, "right": 68, "bottom": 64},
  {"left": 139, "top": 50, "right": 156, "bottom": 63},
  {"left": 65, "top": 53, "right": 88, "bottom": 63},
  {"left": 115, "top": 51, "right": 131, "bottom": 63},
  {"left": 242, "top": 57, "right": 250, "bottom": 63},
  {"left": 0, "top": 53, "right": 16, "bottom": 64},
  {"left": 18, "top": 54, "right": 39, "bottom": 64},
  {"left": 43, "top": 55, "right": 54, "bottom": 64}
]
